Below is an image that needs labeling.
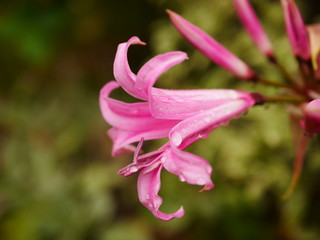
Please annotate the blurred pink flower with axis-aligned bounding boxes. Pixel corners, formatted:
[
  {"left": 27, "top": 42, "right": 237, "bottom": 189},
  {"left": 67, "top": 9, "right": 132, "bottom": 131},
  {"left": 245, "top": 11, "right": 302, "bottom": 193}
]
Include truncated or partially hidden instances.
[
  {"left": 281, "top": 0, "right": 310, "bottom": 61},
  {"left": 167, "top": 10, "right": 256, "bottom": 80},
  {"left": 233, "top": 0, "right": 274, "bottom": 58},
  {"left": 302, "top": 99, "right": 320, "bottom": 135}
]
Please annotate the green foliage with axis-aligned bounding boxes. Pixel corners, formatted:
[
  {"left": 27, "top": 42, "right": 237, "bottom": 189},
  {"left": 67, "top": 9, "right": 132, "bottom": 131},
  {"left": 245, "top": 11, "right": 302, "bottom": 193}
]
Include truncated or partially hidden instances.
[{"left": 1, "top": 0, "right": 320, "bottom": 239}]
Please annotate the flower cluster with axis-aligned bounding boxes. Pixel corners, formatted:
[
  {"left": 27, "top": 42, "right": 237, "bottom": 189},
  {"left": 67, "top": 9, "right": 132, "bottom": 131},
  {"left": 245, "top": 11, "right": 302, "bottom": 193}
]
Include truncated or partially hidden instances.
[{"left": 100, "top": 0, "right": 320, "bottom": 221}]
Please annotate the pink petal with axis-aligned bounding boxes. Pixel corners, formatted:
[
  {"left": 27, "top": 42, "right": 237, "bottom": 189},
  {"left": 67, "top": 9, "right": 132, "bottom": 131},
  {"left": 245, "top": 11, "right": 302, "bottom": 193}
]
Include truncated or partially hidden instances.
[
  {"left": 113, "top": 36, "right": 147, "bottom": 100},
  {"left": 118, "top": 138, "right": 166, "bottom": 176},
  {"left": 169, "top": 99, "right": 254, "bottom": 149},
  {"left": 233, "top": 0, "right": 274, "bottom": 58},
  {"left": 100, "top": 81, "right": 179, "bottom": 131},
  {"left": 138, "top": 165, "right": 185, "bottom": 221},
  {"left": 162, "top": 147, "right": 214, "bottom": 191},
  {"left": 135, "top": 51, "right": 188, "bottom": 98},
  {"left": 281, "top": 0, "right": 310, "bottom": 60},
  {"left": 150, "top": 87, "right": 251, "bottom": 119},
  {"left": 167, "top": 10, "right": 255, "bottom": 80}
]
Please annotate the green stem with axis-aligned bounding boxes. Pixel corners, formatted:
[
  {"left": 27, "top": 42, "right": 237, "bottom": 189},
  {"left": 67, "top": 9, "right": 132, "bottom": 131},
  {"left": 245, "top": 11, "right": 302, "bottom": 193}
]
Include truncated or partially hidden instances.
[
  {"left": 264, "top": 95, "right": 305, "bottom": 103},
  {"left": 258, "top": 77, "right": 293, "bottom": 89},
  {"left": 271, "top": 57, "right": 299, "bottom": 87}
]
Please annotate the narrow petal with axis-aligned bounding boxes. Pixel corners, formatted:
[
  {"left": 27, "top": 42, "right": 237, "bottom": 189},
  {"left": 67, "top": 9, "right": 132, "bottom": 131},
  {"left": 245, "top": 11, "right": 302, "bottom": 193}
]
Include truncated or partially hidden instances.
[
  {"left": 307, "top": 24, "right": 320, "bottom": 78},
  {"left": 108, "top": 126, "right": 177, "bottom": 156},
  {"left": 135, "top": 51, "right": 188, "bottom": 98},
  {"left": 233, "top": 0, "right": 274, "bottom": 58},
  {"left": 113, "top": 36, "right": 147, "bottom": 99},
  {"left": 169, "top": 99, "right": 254, "bottom": 149},
  {"left": 118, "top": 138, "right": 158, "bottom": 176},
  {"left": 167, "top": 10, "right": 255, "bottom": 80},
  {"left": 281, "top": 0, "right": 310, "bottom": 60},
  {"left": 162, "top": 147, "right": 214, "bottom": 191},
  {"left": 138, "top": 165, "right": 185, "bottom": 221},
  {"left": 150, "top": 87, "right": 252, "bottom": 119},
  {"left": 100, "top": 81, "right": 179, "bottom": 131}
]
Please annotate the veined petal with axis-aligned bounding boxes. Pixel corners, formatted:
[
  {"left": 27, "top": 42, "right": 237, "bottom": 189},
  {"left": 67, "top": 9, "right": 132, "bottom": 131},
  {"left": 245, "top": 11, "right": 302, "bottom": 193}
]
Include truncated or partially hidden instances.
[
  {"left": 281, "top": 0, "right": 310, "bottom": 60},
  {"left": 138, "top": 165, "right": 185, "bottom": 221},
  {"left": 113, "top": 36, "right": 147, "bottom": 99},
  {"left": 307, "top": 24, "right": 320, "bottom": 78},
  {"left": 162, "top": 147, "right": 214, "bottom": 191},
  {"left": 233, "top": 0, "right": 274, "bottom": 58},
  {"left": 150, "top": 87, "right": 252, "bottom": 119},
  {"left": 169, "top": 99, "right": 254, "bottom": 149},
  {"left": 135, "top": 51, "right": 188, "bottom": 98},
  {"left": 100, "top": 81, "right": 179, "bottom": 131},
  {"left": 167, "top": 10, "right": 255, "bottom": 80}
]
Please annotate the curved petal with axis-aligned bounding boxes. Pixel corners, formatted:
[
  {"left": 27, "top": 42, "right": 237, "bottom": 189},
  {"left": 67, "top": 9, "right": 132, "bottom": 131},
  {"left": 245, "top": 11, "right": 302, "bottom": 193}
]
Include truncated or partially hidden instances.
[
  {"left": 135, "top": 51, "right": 188, "bottom": 98},
  {"left": 138, "top": 165, "right": 185, "bottom": 221},
  {"left": 113, "top": 36, "right": 147, "bottom": 99},
  {"left": 169, "top": 99, "right": 254, "bottom": 149},
  {"left": 167, "top": 10, "right": 255, "bottom": 80},
  {"left": 162, "top": 147, "right": 214, "bottom": 191},
  {"left": 100, "top": 81, "right": 180, "bottom": 131},
  {"left": 150, "top": 87, "right": 251, "bottom": 119}
]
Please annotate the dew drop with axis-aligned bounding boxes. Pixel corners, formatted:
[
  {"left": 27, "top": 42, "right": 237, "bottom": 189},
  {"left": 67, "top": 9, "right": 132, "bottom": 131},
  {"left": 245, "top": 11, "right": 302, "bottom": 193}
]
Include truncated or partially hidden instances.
[
  {"left": 179, "top": 175, "right": 186, "bottom": 182},
  {"left": 171, "top": 132, "right": 182, "bottom": 146},
  {"left": 129, "top": 166, "right": 139, "bottom": 173}
]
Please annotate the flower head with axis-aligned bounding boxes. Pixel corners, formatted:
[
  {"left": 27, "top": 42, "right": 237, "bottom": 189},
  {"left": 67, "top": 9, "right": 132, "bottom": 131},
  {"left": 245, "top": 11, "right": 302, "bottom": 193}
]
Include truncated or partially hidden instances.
[{"left": 100, "top": 37, "right": 258, "bottom": 220}]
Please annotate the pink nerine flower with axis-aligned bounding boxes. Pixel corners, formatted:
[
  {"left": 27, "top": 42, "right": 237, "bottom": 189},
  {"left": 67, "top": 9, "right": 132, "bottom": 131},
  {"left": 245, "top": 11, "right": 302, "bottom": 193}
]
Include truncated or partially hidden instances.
[
  {"left": 100, "top": 37, "right": 258, "bottom": 220},
  {"left": 233, "top": 0, "right": 274, "bottom": 58},
  {"left": 167, "top": 10, "right": 256, "bottom": 80},
  {"left": 281, "top": 0, "right": 310, "bottom": 61},
  {"left": 302, "top": 99, "right": 320, "bottom": 135}
]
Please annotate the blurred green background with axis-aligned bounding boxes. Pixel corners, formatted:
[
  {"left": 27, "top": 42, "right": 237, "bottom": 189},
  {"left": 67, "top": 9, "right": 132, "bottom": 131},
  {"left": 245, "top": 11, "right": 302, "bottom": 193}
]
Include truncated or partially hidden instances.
[{"left": 1, "top": 0, "right": 320, "bottom": 239}]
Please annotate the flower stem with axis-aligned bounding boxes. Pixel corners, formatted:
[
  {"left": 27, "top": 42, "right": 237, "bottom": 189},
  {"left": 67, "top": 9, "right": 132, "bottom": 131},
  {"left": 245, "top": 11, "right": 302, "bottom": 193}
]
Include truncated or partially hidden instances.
[
  {"left": 282, "top": 134, "right": 309, "bottom": 200},
  {"left": 264, "top": 95, "right": 304, "bottom": 103},
  {"left": 258, "top": 77, "right": 292, "bottom": 89}
]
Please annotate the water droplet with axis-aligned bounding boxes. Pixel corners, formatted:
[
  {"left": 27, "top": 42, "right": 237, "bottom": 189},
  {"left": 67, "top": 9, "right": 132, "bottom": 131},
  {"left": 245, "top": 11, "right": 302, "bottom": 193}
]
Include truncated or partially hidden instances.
[
  {"left": 204, "top": 117, "right": 211, "bottom": 123},
  {"left": 171, "top": 132, "right": 182, "bottom": 146},
  {"left": 129, "top": 166, "right": 138, "bottom": 173},
  {"left": 179, "top": 175, "right": 186, "bottom": 182}
]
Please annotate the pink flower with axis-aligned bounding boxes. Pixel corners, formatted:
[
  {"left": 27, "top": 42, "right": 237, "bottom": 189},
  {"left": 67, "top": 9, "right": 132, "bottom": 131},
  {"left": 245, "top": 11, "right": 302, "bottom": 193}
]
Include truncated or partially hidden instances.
[
  {"left": 117, "top": 94, "right": 255, "bottom": 221},
  {"left": 302, "top": 99, "right": 320, "bottom": 135},
  {"left": 167, "top": 10, "right": 256, "bottom": 80},
  {"left": 100, "top": 37, "right": 259, "bottom": 220},
  {"left": 281, "top": 0, "right": 310, "bottom": 61},
  {"left": 233, "top": 0, "right": 274, "bottom": 58}
]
